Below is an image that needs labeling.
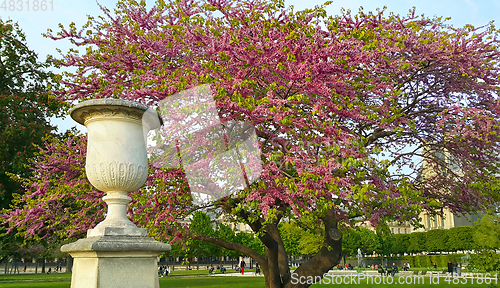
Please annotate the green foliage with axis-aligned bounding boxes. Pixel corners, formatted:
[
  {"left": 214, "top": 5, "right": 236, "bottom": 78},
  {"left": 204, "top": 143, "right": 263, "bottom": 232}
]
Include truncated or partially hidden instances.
[
  {"left": 342, "top": 228, "right": 361, "bottom": 257},
  {"left": 357, "top": 227, "right": 381, "bottom": 255},
  {"left": 297, "top": 229, "right": 323, "bottom": 256},
  {"left": 388, "top": 234, "right": 410, "bottom": 255},
  {"left": 187, "top": 211, "right": 219, "bottom": 259},
  {"left": 217, "top": 223, "right": 238, "bottom": 258},
  {"left": 279, "top": 222, "right": 303, "bottom": 257},
  {"left": 234, "top": 231, "right": 265, "bottom": 256},
  {"left": 407, "top": 232, "right": 427, "bottom": 254},
  {"left": 425, "top": 229, "right": 449, "bottom": 252},
  {"left": 469, "top": 214, "right": 500, "bottom": 272},
  {"left": 0, "top": 19, "right": 64, "bottom": 209},
  {"left": 402, "top": 254, "right": 464, "bottom": 268},
  {"left": 473, "top": 215, "right": 500, "bottom": 250},
  {"left": 446, "top": 226, "right": 475, "bottom": 252},
  {"left": 469, "top": 250, "right": 500, "bottom": 272},
  {"left": 279, "top": 221, "right": 323, "bottom": 257}
]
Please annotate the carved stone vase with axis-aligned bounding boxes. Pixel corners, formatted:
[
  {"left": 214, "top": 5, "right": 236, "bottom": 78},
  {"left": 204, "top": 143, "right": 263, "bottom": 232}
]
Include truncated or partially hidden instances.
[{"left": 61, "top": 99, "right": 170, "bottom": 288}]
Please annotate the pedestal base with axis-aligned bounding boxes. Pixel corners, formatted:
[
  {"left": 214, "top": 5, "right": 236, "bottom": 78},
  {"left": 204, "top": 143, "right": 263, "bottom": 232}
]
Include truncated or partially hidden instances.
[{"left": 61, "top": 235, "right": 171, "bottom": 288}]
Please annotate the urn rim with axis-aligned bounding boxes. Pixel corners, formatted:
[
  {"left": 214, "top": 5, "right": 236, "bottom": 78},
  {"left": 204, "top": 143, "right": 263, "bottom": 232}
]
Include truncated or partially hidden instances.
[{"left": 70, "top": 98, "right": 163, "bottom": 129}]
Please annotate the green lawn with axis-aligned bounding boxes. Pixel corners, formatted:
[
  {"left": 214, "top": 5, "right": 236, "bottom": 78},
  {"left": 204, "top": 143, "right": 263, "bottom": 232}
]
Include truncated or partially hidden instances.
[
  {"left": 0, "top": 273, "right": 71, "bottom": 288},
  {"left": 160, "top": 277, "right": 265, "bottom": 288},
  {"left": 0, "top": 274, "right": 265, "bottom": 288},
  {"left": 169, "top": 268, "right": 257, "bottom": 276},
  {"left": 0, "top": 273, "right": 498, "bottom": 288}
]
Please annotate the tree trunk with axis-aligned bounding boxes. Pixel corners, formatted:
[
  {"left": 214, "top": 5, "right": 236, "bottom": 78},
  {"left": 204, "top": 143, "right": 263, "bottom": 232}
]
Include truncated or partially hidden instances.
[
  {"left": 284, "top": 216, "right": 342, "bottom": 288},
  {"left": 41, "top": 258, "right": 45, "bottom": 273},
  {"left": 177, "top": 209, "right": 343, "bottom": 288},
  {"left": 66, "top": 255, "right": 73, "bottom": 273},
  {"left": 196, "top": 251, "right": 200, "bottom": 270},
  {"left": 4, "top": 258, "right": 8, "bottom": 274},
  {"left": 35, "top": 258, "right": 38, "bottom": 273}
]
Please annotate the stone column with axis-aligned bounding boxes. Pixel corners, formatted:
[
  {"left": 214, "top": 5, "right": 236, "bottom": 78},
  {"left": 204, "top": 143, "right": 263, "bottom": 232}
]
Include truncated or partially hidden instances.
[{"left": 61, "top": 99, "right": 171, "bottom": 288}]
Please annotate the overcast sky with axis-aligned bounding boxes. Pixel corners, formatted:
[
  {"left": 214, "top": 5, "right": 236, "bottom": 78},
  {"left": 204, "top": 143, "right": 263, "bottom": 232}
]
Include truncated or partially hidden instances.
[{"left": 1, "top": 0, "right": 499, "bottom": 131}]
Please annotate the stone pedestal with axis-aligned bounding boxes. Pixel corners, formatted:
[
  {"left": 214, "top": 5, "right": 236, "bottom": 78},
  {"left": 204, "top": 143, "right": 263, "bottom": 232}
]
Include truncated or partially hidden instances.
[{"left": 62, "top": 236, "right": 170, "bottom": 288}]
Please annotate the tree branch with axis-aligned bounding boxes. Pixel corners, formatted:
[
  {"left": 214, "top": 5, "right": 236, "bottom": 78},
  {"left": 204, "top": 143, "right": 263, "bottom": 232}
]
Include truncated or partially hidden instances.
[
  {"left": 365, "top": 128, "right": 395, "bottom": 146},
  {"left": 179, "top": 229, "right": 268, "bottom": 265}
]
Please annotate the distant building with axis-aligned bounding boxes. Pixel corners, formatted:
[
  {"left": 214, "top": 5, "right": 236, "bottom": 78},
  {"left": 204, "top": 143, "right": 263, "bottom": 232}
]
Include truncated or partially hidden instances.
[{"left": 413, "top": 209, "right": 480, "bottom": 232}]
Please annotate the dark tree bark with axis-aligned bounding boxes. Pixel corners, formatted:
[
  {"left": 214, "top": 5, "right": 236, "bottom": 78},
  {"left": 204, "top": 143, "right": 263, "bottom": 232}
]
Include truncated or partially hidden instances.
[
  {"left": 177, "top": 208, "right": 343, "bottom": 288},
  {"left": 66, "top": 255, "right": 73, "bottom": 273}
]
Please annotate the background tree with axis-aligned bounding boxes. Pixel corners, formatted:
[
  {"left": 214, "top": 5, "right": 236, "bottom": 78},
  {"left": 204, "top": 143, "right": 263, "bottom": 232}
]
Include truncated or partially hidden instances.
[
  {"left": 388, "top": 234, "right": 410, "bottom": 256},
  {"left": 0, "top": 233, "right": 24, "bottom": 274},
  {"left": 233, "top": 231, "right": 265, "bottom": 259},
  {"left": 473, "top": 214, "right": 500, "bottom": 250},
  {"left": 216, "top": 223, "right": 239, "bottom": 267},
  {"left": 470, "top": 215, "right": 500, "bottom": 272},
  {"left": 4, "top": 1, "right": 500, "bottom": 287},
  {"left": 341, "top": 228, "right": 361, "bottom": 259},
  {"left": 279, "top": 222, "right": 303, "bottom": 259},
  {"left": 187, "top": 211, "right": 218, "bottom": 269},
  {"left": 425, "top": 229, "right": 449, "bottom": 253},
  {"left": 357, "top": 228, "right": 381, "bottom": 256},
  {"left": 0, "top": 19, "right": 64, "bottom": 209},
  {"left": 446, "top": 226, "right": 475, "bottom": 252},
  {"left": 407, "top": 232, "right": 427, "bottom": 254}
]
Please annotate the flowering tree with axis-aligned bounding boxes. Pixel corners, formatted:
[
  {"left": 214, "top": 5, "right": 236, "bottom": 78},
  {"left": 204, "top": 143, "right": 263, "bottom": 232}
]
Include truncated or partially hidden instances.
[{"left": 4, "top": 0, "right": 500, "bottom": 287}]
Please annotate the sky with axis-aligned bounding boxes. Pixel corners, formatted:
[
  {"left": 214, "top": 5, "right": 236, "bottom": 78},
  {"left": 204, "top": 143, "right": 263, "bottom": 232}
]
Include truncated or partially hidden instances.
[{"left": 1, "top": 0, "right": 500, "bottom": 131}]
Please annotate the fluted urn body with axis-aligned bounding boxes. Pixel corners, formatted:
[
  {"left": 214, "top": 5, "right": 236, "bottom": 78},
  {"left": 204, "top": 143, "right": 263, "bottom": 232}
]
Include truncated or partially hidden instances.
[{"left": 70, "top": 99, "right": 161, "bottom": 237}]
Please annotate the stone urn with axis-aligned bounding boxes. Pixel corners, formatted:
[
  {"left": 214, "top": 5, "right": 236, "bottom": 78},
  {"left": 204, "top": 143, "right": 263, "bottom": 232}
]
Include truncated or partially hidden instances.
[
  {"left": 70, "top": 98, "right": 161, "bottom": 237},
  {"left": 62, "top": 99, "right": 170, "bottom": 288}
]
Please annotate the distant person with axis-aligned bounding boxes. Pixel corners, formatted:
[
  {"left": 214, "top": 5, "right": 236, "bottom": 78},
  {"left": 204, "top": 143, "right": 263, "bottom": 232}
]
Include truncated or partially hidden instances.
[
  {"left": 405, "top": 262, "right": 411, "bottom": 271},
  {"left": 240, "top": 259, "right": 246, "bottom": 275},
  {"left": 391, "top": 263, "right": 398, "bottom": 276},
  {"left": 378, "top": 265, "right": 385, "bottom": 275},
  {"left": 386, "top": 264, "right": 392, "bottom": 276},
  {"left": 433, "top": 262, "right": 437, "bottom": 269},
  {"left": 447, "top": 260, "right": 453, "bottom": 275},
  {"left": 453, "top": 260, "right": 458, "bottom": 275}
]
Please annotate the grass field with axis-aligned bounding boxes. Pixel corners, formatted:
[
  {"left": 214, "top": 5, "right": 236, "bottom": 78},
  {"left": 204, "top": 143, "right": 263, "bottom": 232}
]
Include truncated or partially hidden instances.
[
  {"left": 0, "top": 272, "right": 498, "bottom": 288},
  {"left": 0, "top": 273, "right": 266, "bottom": 288}
]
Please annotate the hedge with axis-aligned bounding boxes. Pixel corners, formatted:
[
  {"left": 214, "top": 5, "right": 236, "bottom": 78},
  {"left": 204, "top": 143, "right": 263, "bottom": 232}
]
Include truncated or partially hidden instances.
[{"left": 402, "top": 254, "right": 465, "bottom": 268}]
